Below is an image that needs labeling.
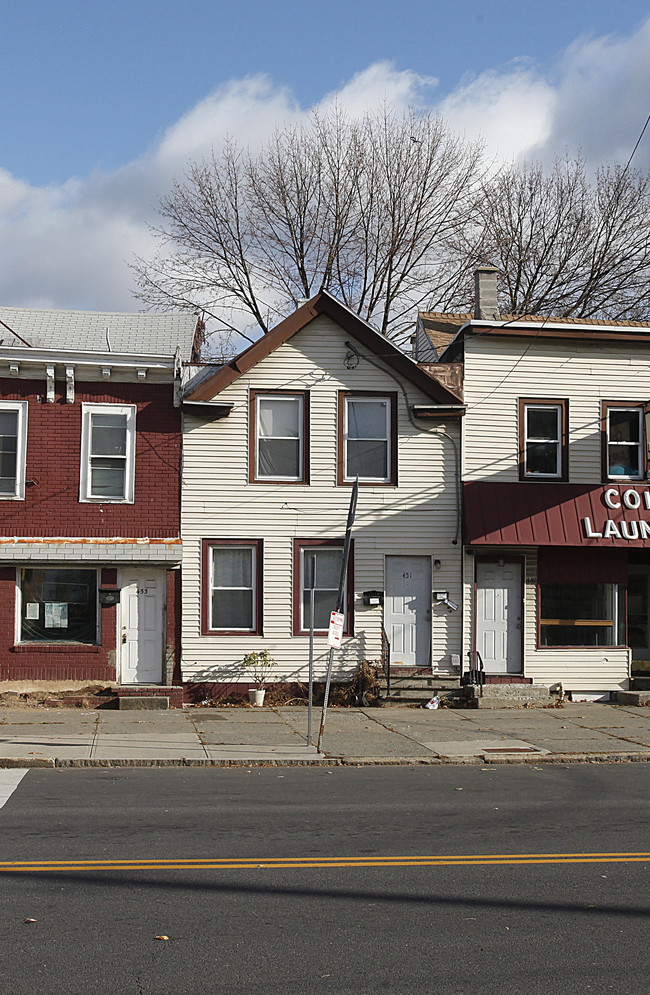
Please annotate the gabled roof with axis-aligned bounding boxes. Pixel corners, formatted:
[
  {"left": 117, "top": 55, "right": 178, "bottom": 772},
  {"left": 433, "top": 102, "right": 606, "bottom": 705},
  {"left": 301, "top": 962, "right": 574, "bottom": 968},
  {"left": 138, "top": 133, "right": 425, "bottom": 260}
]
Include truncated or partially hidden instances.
[
  {"left": 0, "top": 306, "right": 200, "bottom": 359},
  {"left": 185, "top": 291, "right": 463, "bottom": 405}
]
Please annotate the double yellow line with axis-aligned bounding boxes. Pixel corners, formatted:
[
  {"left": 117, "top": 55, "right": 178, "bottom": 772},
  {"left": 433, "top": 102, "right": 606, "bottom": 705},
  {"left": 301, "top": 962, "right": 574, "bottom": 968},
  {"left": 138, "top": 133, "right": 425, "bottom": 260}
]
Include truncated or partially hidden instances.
[{"left": 0, "top": 852, "right": 649, "bottom": 873}]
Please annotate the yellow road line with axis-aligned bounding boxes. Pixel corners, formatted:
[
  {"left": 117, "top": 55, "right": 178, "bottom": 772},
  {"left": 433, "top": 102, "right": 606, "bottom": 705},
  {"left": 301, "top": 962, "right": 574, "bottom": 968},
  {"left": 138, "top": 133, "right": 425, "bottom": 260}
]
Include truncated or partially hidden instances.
[{"left": 0, "top": 852, "right": 649, "bottom": 872}]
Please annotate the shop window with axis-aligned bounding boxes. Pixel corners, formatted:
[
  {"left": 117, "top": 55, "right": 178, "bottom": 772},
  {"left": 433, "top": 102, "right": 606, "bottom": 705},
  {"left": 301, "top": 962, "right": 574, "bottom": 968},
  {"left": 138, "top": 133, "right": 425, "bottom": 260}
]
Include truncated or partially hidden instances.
[
  {"left": 293, "top": 539, "right": 354, "bottom": 634},
  {"left": 338, "top": 392, "right": 397, "bottom": 485},
  {"left": 602, "top": 403, "right": 644, "bottom": 480},
  {"left": 539, "top": 582, "right": 619, "bottom": 647},
  {"left": 80, "top": 404, "right": 136, "bottom": 502},
  {"left": 19, "top": 568, "right": 98, "bottom": 643},
  {"left": 519, "top": 399, "right": 567, "bottom": 480},
  {"left": 0, "top": 400, "right": 28, "bottom": 500},
  {"left": 201, "top": 540, "right": 263, "bottom": 634},
  {"left": 249, "top": 391, "right": 309, "bottom": 482}
]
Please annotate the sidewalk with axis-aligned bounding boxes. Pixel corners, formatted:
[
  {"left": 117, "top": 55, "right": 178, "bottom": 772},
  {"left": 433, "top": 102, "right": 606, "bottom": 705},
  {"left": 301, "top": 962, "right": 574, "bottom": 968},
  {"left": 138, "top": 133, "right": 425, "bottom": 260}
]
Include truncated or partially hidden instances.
[{"left": 2, "top": 701, "right": 650, "bottom": 767}]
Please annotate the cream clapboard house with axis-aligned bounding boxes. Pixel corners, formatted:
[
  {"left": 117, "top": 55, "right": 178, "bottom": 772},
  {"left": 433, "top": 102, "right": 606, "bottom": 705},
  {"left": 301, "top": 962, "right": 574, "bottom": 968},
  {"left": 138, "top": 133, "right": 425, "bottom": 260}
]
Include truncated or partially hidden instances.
[
  {"left": 420, "top": 267, "right": 650, "bottom": 696},
  {"left": 180, "top": 292, "right": 464, "bottom": 694}
]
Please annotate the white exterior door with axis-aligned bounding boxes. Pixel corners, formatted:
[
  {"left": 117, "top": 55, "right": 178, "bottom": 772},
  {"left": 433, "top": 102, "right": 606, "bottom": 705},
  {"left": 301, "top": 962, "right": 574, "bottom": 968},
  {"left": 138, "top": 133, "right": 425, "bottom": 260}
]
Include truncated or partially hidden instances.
[
  {"left": 119, "top": 571, "right": 164, "bottom": 684},
  {"left": 385, "top": 556, "right": 432, "bottom": 668},
  {"left": 476, "top": 561, "right": 522, "bottom": 674}
]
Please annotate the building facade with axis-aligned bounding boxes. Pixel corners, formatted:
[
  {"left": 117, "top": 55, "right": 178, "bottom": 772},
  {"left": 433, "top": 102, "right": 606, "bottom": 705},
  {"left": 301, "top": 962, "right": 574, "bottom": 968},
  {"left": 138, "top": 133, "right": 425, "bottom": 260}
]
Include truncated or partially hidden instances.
[
  {"left": 180, "top": 292, "right": 464, "bottom": 695},
  {"left": 427, "top": 268, "right": 650, "bottom": 694},
  {"left": 0, "top": 307, "right": 199, "bottom": 691}
]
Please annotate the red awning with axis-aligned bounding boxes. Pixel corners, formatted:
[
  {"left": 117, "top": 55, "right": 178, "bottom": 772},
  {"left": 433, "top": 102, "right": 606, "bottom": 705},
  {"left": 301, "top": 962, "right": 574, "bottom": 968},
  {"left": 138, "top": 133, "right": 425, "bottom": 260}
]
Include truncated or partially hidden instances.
[{"left": 463, "top": 481, "right": 650, "bottom": 548}]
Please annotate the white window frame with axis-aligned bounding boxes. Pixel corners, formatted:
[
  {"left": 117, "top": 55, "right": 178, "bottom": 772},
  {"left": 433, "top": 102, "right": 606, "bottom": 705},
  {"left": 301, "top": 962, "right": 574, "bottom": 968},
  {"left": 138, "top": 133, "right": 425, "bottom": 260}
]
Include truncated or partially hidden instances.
[
  {"left": 79, "top": 403, "right": 136, "bottom": 503},
  {"left": 606, "top": 406, "right": 644, "bottom": 481},
  {"left": 255, "top": 393, "right": 304, "bottom": 481},
  {"left": 0, "top": 400, "right": 28, "bottom": 500},
  {"left": 343, "top": 395, "right": 392, "bottom": 483},
  {"left": 524, "top": 403, "right": 562, "bottom": 478}
]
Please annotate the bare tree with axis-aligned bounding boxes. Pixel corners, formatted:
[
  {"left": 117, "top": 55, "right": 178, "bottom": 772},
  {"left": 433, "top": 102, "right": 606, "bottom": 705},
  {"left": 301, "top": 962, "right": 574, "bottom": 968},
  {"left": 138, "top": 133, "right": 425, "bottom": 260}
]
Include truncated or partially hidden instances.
[
  {"left": 458, "top": 157, "right": 650, "bottom": 320},
  {"left": 133, "top": 108, "right": 486, "bottom": 346}
]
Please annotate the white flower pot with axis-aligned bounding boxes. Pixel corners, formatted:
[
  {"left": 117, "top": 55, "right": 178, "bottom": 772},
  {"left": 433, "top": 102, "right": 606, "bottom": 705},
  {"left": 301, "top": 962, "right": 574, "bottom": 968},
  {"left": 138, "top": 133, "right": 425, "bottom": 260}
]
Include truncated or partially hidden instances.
[{"left": 248, "top": 688, "right": 266, "bottom": 706}]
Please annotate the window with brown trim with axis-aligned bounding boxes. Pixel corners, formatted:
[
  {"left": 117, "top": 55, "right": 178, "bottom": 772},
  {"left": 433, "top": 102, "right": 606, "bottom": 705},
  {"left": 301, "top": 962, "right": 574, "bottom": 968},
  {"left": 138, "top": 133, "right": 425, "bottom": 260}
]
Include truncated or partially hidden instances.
[
  {"left": 337, "top": 391, "right": 397, "bottom": 485},
  {"left": 201, "top": 539, "right": 263, "bottom": 635},
  {"left": 249, "top": 390, "right": 309, "bottom": 483},
  {"left": 518, "top": 398, "right": 568, "bottom": 480},
  {"left": 292, "top": 539, "right": 354, "bottom": 635},
  {"left": 602, "top": 402, "right": 646, "bottom": 481}
]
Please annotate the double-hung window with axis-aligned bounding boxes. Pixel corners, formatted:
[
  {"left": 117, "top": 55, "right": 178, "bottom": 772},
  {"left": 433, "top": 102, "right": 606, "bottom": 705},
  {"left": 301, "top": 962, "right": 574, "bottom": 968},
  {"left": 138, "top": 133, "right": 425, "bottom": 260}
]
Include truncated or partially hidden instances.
[
  {"left": 250, "top": 391, "right": 308, "bottom": 482},
  {"left": 519, "top": 399, "right": 567, "bottom": 480},
  {"left": 338, "top": 392, "right": 397, "bottom": 485},
  {"left": 293, "top": 539, "right": 354, "bottom": 635},
  {"left": 0, "top": 400, "right": 28, "bottom": 499},
  {"left": 603, "top": 403, "right": 644, "bottom": 480},
  {"left": 202, "top": 540, "right": 263, "bottom": 635},
  {"left": 80, "top": 404, "right": 136, "bottom": 502}
]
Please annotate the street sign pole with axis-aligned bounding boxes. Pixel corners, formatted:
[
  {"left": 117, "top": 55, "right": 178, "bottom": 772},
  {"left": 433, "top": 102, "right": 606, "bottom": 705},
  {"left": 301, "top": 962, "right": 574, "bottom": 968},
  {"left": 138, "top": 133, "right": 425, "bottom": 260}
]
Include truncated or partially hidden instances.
[{"left": 317, "top": 479, "right": 358, "bottom": 752}]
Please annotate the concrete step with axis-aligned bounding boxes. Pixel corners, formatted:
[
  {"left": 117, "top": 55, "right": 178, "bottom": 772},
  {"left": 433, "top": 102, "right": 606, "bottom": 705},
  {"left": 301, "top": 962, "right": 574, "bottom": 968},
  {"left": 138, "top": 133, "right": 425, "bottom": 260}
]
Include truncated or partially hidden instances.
[
  {"left": 379, "top": 676, "right": 462, "bottom": 705},
  {"left": 462, "top": 684, "right": 551, "bottom": 709}
]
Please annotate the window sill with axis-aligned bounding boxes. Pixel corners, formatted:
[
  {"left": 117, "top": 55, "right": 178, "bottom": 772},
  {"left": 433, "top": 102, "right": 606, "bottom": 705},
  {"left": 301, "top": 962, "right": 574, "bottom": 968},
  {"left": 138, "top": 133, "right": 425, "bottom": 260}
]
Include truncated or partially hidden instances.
[{"left": 11, "top": 643, "right": 102, "bottom": 653}]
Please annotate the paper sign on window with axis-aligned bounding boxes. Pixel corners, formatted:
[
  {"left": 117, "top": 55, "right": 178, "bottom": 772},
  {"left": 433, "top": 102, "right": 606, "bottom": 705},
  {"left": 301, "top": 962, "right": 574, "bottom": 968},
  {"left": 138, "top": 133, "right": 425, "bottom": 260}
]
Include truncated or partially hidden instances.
[
  {"left": 327, "top": 610, "right": 344, "bottom": 648},
  {"left": 45, "top": 603, "right": 68, "bottom": 628},
  {"left": 25, "top": 603, "right": 39, "bottom": 620}
]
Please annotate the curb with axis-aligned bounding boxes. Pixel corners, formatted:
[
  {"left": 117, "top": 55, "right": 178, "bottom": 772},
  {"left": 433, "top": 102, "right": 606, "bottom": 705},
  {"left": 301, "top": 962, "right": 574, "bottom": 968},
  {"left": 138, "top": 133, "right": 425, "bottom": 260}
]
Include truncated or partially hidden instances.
[{"left": 2, "top": 752, "right": 650, "bottom": 769}]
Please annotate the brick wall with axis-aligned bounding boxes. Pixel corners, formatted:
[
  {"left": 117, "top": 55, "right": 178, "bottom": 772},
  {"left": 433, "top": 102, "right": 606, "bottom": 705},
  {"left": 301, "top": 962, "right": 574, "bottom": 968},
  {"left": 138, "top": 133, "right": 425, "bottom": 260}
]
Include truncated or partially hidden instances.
[
  {"left": 0, "top": 565, "right": 117, "bottom": 681},
  {"left": 0, "top": 379, "right": 181, "bottom": 537}
]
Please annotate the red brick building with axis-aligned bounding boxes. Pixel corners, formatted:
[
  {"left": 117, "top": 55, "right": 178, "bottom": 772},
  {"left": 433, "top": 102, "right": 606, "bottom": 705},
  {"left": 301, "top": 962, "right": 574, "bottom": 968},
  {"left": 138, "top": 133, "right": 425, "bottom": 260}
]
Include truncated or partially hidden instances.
[{"left": 0, "top": 307, "right": 200, "bottom": 694}]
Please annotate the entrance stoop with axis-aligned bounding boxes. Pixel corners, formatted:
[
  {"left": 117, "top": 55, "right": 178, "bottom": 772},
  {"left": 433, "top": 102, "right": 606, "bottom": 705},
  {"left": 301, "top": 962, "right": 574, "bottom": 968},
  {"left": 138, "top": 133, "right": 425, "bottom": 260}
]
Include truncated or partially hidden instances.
[
  {"left": 463, "top": 684, "right": 551, "bottom": 708},
  {"left": 113, "top": 686, "right": 184, "bottom": 709}
]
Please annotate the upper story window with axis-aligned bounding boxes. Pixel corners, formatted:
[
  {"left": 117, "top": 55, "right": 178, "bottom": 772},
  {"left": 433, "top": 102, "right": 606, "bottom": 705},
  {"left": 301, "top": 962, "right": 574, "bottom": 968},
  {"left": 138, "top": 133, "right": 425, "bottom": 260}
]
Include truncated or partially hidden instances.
[
  {"left": 201, "top": 539, "right": 263, "bottom": 635},
  {"left": 80, "top": 404, "right": 136, "bottom": 503},
  {"left": 249, "top": 391, "right": 309, "bottom": 483},
  {"left": 0, "top": 401, "right": 28, "bottom": 500},
  {"left": 519, "top": 399, "right": 567, "bottom": 480},
  {"left": 338, "top": 392, "right": 397, "bottom": 485},
  {"left": 603, "top": 403, "right": 645, "bottom": 481}
]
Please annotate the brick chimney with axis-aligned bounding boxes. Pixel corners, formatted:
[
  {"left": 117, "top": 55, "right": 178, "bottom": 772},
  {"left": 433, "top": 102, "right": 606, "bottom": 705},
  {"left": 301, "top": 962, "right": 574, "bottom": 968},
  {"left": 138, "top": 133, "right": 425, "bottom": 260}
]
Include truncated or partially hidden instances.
[{"left": 474, "top": 266, "right": 500, "bottom": 320}]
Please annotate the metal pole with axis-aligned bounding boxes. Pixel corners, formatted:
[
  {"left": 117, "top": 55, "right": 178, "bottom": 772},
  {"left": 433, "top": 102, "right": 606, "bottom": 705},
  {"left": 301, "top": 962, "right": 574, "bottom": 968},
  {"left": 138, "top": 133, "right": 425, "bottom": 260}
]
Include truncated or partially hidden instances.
[
  {"left": 307, "top": 555, "right": 315, "bottom": 747},
  {"left": 318, "top": 480, "right": 358, "bottom": 752}
]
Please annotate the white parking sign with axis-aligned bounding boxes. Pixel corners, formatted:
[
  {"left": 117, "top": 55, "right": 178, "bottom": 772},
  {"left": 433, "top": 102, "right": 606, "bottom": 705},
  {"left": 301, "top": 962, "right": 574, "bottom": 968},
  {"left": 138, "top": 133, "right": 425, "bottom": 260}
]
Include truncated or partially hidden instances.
[{"left": 327, "top": 611, "right": 345, "bottom": 647}]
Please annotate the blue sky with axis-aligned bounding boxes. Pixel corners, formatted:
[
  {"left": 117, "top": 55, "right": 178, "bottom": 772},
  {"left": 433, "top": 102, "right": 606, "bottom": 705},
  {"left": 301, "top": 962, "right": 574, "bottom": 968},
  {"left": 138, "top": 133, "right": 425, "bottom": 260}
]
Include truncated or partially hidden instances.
[{"left": 1, "top": 0, "right": 649, "bottom": 309}]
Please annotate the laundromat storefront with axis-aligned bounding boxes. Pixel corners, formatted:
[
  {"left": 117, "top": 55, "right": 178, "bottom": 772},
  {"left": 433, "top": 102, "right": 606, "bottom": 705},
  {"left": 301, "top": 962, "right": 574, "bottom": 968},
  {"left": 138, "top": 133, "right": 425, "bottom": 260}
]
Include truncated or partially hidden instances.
[{"left": 463, "top": 482, "right": 650, "bottom": 681}]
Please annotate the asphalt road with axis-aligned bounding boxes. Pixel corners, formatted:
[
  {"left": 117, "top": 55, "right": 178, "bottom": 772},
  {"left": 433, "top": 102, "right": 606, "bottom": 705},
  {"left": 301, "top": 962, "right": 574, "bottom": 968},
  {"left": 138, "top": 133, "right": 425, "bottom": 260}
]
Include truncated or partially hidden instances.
[{"left": 1, "top": 764, "right": 649, "bottom": 994}]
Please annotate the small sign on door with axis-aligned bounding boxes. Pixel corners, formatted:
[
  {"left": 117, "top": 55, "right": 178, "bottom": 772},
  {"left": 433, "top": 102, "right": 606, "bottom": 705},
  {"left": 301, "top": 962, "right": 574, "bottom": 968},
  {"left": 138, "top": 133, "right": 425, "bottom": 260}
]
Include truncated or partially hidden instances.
[{"left": 327, "top": 611, "right": 345, "bottom": 648}]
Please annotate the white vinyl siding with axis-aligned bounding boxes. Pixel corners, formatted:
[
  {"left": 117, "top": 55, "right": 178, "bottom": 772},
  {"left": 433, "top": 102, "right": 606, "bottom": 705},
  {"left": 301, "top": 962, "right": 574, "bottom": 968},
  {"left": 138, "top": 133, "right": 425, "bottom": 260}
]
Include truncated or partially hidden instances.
[
  {"left": 462, "top": 547, "right": 630, "bottom": 692},
  {"left": 181, "top": 315, "right": 462, "bottom": 682},
  {"left": 463, "top": 337, "right": 650, "bottom": 484}
]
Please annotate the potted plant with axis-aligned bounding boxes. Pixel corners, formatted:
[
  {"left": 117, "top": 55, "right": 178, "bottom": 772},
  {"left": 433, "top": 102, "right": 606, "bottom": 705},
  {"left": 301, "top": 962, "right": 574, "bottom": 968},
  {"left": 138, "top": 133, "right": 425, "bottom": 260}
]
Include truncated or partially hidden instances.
[{"left": 243, "top": 649, "right": 277, "bottom": 706}]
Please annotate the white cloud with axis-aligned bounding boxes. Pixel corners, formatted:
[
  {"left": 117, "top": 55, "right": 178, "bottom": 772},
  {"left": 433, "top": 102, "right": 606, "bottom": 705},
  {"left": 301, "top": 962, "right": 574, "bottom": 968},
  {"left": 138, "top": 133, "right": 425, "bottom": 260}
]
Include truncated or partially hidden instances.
[{"left": 1, "top": 19, "right": 649, "bottom": 311}]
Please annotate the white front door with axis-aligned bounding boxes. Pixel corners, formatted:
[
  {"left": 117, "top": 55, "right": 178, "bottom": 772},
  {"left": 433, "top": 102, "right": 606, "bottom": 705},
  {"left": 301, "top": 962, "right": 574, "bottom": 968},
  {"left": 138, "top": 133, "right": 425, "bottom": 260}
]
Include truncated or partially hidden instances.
[
  {"left": 476, "top": 561, "right": 522, "bottom": 674},
  {"left": 385, "top": 555, "right": 432, "bottom": 668},
  {"left": 119, "top": 571, "right": 164, "bottom": 684}
]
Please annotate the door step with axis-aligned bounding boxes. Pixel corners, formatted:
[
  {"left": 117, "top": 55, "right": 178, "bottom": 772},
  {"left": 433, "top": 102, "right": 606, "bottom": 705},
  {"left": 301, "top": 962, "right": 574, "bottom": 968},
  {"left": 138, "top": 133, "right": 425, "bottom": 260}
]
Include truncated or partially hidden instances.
[{"left": 379, "top": 675, "right": 461, "bottom": 705}]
